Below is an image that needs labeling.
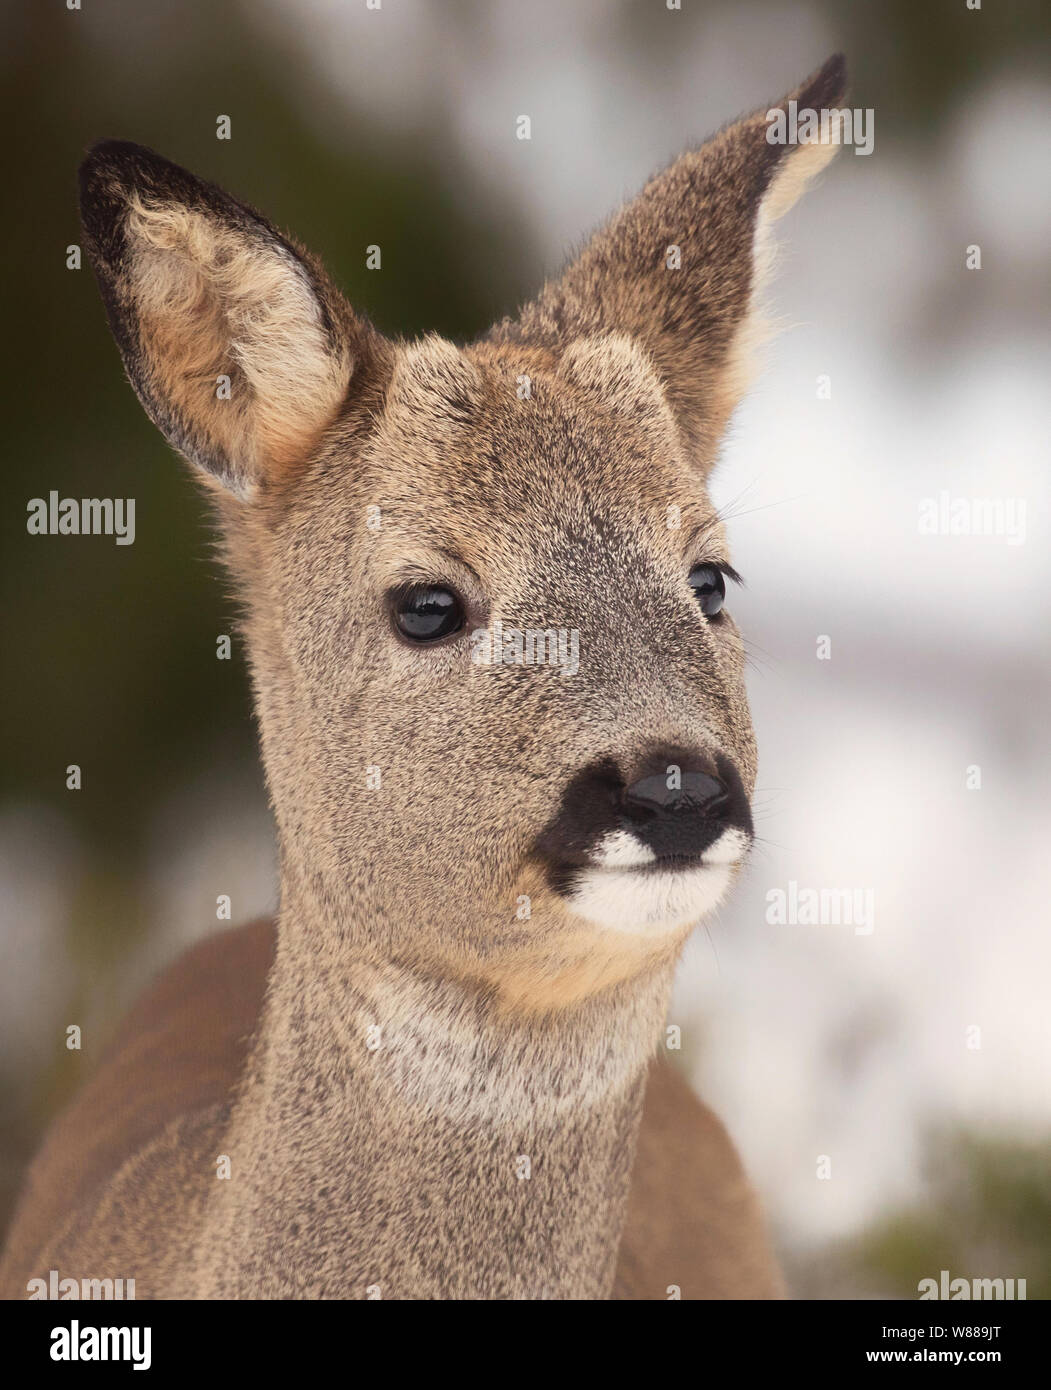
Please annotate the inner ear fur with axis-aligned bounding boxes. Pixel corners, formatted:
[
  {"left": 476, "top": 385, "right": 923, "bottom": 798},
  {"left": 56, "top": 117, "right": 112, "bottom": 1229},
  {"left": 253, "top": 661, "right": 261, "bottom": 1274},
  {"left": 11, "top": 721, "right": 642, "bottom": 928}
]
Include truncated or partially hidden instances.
[{"left": 79, "top": 141, "right": 378, "bottom": 497}]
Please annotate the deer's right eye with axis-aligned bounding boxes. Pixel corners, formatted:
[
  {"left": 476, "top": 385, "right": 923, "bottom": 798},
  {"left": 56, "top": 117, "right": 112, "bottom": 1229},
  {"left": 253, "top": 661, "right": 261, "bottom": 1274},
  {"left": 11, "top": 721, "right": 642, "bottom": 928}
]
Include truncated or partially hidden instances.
[{"left": 391, "top": 585, "right": 466, "bottom": 644}]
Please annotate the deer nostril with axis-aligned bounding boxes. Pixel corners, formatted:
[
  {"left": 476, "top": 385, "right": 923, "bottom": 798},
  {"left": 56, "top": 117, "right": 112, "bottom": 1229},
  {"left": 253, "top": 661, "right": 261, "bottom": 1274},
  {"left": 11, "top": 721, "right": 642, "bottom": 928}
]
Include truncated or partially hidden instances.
[{"left": 621, "top": 771, "right": 729, "bottom": 822}]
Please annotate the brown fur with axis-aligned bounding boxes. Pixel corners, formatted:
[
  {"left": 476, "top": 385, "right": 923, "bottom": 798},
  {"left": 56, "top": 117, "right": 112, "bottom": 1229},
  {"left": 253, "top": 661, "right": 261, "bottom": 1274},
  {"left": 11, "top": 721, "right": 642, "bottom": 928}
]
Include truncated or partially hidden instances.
[
  {"left": 489, "top": 57, "right": 846, "bottom": 463},
  {"left": 1, "top": 920, "right": 780, "bottom": 1300},
  {"left": 1, "top": 56, "right": 845, "bottom": 1298}
]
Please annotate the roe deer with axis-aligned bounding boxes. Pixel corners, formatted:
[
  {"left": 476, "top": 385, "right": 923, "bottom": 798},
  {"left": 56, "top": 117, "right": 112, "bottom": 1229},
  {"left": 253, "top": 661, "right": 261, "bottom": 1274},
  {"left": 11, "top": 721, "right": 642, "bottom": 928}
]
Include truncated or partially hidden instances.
[{"left": 1, "top": 55, "right": 846, "bottom": 1300}]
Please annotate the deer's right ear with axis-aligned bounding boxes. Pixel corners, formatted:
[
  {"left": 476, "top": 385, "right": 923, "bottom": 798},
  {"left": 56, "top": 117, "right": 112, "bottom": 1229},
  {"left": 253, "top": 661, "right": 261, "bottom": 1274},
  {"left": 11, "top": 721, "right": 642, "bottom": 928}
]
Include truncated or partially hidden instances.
[
  {"left": 490, "top": 55, "right": 847, "bottom": 472},
  {"left": 79, "top": 141, "right": 379, "bottom": 497}
]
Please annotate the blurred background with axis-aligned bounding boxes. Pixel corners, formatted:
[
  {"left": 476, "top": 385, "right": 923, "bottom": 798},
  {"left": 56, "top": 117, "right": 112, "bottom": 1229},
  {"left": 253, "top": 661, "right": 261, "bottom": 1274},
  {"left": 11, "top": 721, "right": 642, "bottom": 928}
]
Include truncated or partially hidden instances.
[{"left": 2, "top": 0, "right": 1049, "bottom": 1297}]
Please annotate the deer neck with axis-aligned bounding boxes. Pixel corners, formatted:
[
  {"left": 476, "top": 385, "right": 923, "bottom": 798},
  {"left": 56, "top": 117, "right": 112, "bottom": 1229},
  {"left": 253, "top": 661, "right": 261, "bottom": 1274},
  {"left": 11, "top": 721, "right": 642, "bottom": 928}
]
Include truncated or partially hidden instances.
[{"left": 190, "top": 876, "right": 676, "bottom": 1300}]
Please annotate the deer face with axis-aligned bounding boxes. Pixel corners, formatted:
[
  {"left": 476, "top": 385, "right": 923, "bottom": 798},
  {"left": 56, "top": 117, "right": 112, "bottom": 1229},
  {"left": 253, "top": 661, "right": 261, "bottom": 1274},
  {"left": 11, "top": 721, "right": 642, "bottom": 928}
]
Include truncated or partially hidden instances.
[
  {"left": 79, "top": 57, "right": 843, "bottom": 1005},
  {"left": 258, "top": 331, "right": 757, "bottom": 989}
]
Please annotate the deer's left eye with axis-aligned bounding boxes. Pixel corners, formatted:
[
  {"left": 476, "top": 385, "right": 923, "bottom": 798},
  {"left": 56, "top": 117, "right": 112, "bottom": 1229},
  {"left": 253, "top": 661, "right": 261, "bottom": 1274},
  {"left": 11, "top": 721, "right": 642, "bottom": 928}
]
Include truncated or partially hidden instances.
[{"left": 688, "top": 564, "right": 726, "bottom": 617}]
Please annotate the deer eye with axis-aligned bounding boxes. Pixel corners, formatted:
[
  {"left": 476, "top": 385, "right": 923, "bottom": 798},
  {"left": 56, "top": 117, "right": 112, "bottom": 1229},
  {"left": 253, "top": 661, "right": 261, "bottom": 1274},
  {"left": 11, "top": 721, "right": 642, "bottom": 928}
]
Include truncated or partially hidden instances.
[
  {"left": 688, "top": 564, "right": 726, "bottom": 617},
  {"left": 392, "top": 584, "right": 466, "bottom": 644}
]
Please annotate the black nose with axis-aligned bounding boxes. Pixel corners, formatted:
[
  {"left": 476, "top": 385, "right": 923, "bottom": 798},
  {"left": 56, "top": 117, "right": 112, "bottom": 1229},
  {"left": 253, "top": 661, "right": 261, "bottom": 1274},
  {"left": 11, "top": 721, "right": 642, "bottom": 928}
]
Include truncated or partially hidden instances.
[
  {"left": 619, "top": 750, "right": 750, "bottom": 860},
  {"left": 622, "top": 769, "right": 729, "bottom": 821}
]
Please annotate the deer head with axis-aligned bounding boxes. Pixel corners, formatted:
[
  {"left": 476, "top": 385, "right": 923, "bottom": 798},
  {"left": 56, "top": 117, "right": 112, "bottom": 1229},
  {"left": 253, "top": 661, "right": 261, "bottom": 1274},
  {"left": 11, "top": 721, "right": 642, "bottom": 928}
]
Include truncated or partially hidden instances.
[{"left": 79, "top": 56, "right": 845, "bottom": 1012}]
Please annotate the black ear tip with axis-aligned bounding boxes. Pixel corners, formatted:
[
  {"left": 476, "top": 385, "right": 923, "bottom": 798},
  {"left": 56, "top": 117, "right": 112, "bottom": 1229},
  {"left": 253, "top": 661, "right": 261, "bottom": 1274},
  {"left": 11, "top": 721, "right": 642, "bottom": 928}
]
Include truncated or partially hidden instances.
[
  {"left": 79, "top": 140, "right": 170, "bottom": 201},
  {"left": 79, "top": 141, "right": 150, "bottom": 226},
  {"left": 807, "top": 52, "right": 848, "bottom": 107},
  {"left": 78, "top": 141, "right": 203, "bottom": 257},
  {"left": 77, "top": 141, "right": 255, "bottom": 247},
  {"left": 82, "top": 138, "right": 151, "bottom": 165}
]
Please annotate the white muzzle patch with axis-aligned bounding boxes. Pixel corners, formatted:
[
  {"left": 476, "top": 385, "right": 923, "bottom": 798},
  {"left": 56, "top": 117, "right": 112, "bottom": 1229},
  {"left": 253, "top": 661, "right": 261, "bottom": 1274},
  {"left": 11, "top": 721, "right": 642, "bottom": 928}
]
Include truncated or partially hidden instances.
[{"left": 568, "top": 827, "right": 750, "bottom": 934}]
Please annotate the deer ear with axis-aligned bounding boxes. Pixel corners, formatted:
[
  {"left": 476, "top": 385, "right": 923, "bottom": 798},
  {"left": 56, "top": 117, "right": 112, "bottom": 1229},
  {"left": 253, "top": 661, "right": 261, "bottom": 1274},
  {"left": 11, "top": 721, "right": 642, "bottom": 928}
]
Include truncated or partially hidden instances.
[
  {"left": 79, "top": 141, "right": 376, "bottom": 497},
  {"left": 489, "top": 54, "right": 847, "bottom": 468}
]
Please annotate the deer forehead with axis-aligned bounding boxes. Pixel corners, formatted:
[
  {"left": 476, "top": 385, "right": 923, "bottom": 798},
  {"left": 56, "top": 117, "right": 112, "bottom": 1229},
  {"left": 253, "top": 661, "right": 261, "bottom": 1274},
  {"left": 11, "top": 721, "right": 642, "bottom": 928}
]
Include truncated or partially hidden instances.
[
  {"left": 356, "top": 333, "right": 711, "bottom": 564},
  {"left": 382, "top": 331, "right": 676, "bottom": 444}
]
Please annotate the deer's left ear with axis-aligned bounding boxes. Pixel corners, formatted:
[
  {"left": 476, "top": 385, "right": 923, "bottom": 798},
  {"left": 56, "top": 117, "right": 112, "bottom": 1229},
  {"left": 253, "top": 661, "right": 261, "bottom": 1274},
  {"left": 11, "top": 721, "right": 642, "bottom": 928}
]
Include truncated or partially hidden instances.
[
  {"left": 489, "top": 54, "right": 847, "bottom": 469},
  {"left": 79, "top": 141, "right": 378, "bottom": 498}
]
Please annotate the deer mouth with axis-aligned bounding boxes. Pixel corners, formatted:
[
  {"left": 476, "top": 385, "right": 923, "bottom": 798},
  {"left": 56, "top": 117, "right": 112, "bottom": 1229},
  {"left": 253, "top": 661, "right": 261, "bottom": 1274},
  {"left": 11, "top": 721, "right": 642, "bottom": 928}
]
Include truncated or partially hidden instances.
[
  {"left": 566, "top": 859, "right": 744, "bottom": 934},
  {"left": 585, "top": 826, "right": 750, "bottom": 874},
  {"left": 543, "top": 828, "right": 752, "bottom": 934}
]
